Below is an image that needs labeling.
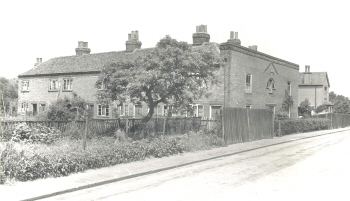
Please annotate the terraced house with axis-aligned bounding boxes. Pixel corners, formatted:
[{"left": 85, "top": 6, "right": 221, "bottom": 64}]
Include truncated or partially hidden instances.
[{"left": 18, "top": 25, "right": 300, "bottom": 119}]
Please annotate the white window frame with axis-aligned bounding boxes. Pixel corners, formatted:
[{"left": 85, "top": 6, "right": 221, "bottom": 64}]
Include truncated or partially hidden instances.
[
  {"left": 209, "top": 105, "right": 222, "bottom": 118},
  {"left": 267, "top": 78, "right": 275, "bottom": 93},
  {"left": 189, "top": 104, "right": 204, "bottom": 117},
  {"left": 63, "top": 78, "right": 73, "bottom": 91},
  {"left": 49, "top": 79, "right": 59, "bottom": 91},
  {"left": 97, "top": 104, "right": 109, "bottom": 117},
  {"left": 98, "top": 79, "right": 107, "bottom": 90},
  {"left": 156, "top": 105, "right": 164, "bottom": 116},
  {"left": 22, "top": 80, "right": 29, "bottom": 91},
  {"left": 245, "top": 74, "right": 252, "bottom": 93},
  {"left": 21, "top": 102, "right": 28, "bottom": 113}
]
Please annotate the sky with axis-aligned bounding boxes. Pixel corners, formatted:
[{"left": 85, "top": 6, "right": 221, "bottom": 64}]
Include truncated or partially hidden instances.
[{"left": 1, "top": 0, "right": 349, "bottom": 97}]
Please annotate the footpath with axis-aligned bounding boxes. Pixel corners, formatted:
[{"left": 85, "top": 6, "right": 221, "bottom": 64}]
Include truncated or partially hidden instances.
[{"left": 1, "top": 127, "right": 350, "bottom": 201}]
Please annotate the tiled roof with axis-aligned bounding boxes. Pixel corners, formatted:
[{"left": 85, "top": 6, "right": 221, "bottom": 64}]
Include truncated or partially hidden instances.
[
  {"left": 299, "top": 72, "right": 330, "bottom": 87},
  {"left": 18, "top": 43, "right": 220, "bottom": 77},
  {"left": 18, "top": 48, "right": 153, "bottom": 77}
]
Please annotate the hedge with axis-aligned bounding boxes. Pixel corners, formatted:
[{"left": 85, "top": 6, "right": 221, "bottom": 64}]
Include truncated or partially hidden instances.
[
  {"left": 0, "top": 132, "right": 225, "bottom": 184},
  {"left": 274, "top": 118, "right": 331, "bottom": 136}
]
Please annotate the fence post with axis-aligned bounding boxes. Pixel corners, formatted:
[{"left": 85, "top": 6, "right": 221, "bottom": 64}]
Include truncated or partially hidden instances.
[
  {"left": 132, "top": 118, "right": 135, "bottom": 136},
  {"left": 272, "top": 111, "right": 274, "bottom": 138},
  {"left": 154, "top": 118, "right": 157, "bottom": 136},
  {"left": 163, "top": 117, "right": 167, "bottom": 135},
  {"left": 126, "top": 118, "right": 129, "bottom": 135},
  {"left": 278, "top": 120, "right": 281, "bottom": 137},
  {"left": 247, "top": 109, "right": 250, "bottom": 141},
  {"left": 83, "top": 114, "right": 89, "bottom": 151}
]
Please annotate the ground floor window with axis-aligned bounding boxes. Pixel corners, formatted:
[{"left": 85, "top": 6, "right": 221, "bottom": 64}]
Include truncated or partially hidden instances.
[
  {"left": 98, "top": 105, "right": 109, "bottom": 116},
  {"left": 210, "top": 105, "right": 222, "bottom": 118},
  {"left": 21, "top": 102, "right": 28, "bottom": 113},
  {"left": 188, "top": 104, "right": 204, "bottom": 117},
  {"left": 135, "top": 105, "right": 142, "bottom": 117}
]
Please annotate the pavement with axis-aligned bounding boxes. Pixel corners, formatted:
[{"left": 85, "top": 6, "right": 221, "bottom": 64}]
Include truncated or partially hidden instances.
[{"left": 1, "top": 127, "right": 350, "bottom": 201}]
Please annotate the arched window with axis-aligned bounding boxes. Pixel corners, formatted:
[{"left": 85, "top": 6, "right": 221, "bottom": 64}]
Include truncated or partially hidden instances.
[{"left": 267, "top": 78, "right": 275, "bottom": 93}]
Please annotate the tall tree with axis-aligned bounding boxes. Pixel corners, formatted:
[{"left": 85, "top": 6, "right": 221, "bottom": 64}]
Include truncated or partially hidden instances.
[
  {"left": 96, "top": 35, "right": 221, "bottom": 122},
  {"left": 329, "top": 91, "right": 350, "bottom": 114},
  {"left": 0, "top": 77, "right": 18, "bottom": 115}
]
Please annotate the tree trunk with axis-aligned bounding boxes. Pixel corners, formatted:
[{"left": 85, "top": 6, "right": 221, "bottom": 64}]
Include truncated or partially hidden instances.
[{"left": 142, "top": 103, "right": 155, "bottom": 123}]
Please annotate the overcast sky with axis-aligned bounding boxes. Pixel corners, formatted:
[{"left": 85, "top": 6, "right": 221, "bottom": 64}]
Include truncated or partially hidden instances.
[{"left": 1, "top": 0, "right": 349, "bottom": 97}]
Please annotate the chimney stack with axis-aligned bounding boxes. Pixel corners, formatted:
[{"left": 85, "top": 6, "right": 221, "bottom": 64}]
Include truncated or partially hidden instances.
[
  {"left": 75, "top": 41, "right": 91, "bottom": 56},
  {"left": 34, "top": 58, "right": 42, "bottom": 67},
  {"left": 126, "top": 30, "right": 142, "bottom": 52},
  {"left": 227, "top": 31, "right": 241, "bottom": 45},
  {"left": 248, "top": 45, "right": 258, "bottom": 51},
  {"left": 305, "top": 65, "right": 310, "bottom": 73},
  {"left": 192, "top": 25, "right": 210, "bottom": 46}
]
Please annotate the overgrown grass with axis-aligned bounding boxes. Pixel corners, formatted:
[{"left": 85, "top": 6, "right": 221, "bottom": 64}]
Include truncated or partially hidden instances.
[{"left": 0, "top": 131, "right": 225, "bottom": 184}]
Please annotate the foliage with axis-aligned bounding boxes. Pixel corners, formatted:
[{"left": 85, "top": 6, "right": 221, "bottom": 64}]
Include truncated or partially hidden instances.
[
  {"left": 316, "top": 104, "right": 328, "bottom": 114},
  {"left": 47, "top": 93, "right": 88, "bottom": 121},
  {"left": 275, "top": 110, "right": 290, "bottom": 120},
  {"left": 10, "top": 123, "right": 61, "bottom": 144},
  {"left": 298, "top": 98, "right": 312, "bottom": 117},
  {"left": 274, "top": 118, "right": 331, "bottom": 136},
  {"left": 329, "top": 91, "right": 350, "bottom": 114},
  {"left": 0, "top": 77, "right": 18, "bottom": 116},
  {"left": 282, "top": 91, "right": 293, "bottom": 112},
  {"left": 96, "top": 35, "right": 222, "bottom": 123},
  {"left": 1, "top": 133, "right": 225, "bottom": 184}
]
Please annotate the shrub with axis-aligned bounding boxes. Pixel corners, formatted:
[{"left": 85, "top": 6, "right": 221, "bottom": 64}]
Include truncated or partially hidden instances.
[
  {"left": 11, "top": 123, "right": 61, "bottom": 144},
  {"left": 275, "top": 118, "right": 331, "bottom": 136},
  {"left": 1, "top": 133, "right": 225, "bottom": 184}
]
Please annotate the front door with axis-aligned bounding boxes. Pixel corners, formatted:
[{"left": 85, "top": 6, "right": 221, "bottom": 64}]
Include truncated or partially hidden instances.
[{"left": 32, "top": 104, "right": 37, "bottom": 115}]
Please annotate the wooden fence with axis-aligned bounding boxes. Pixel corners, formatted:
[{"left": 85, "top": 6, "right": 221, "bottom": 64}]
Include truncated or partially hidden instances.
[
  {"left": 312, "top": 113, "right": 350, "bottom": 129},
  {"left": 223, "top": 107, "right": 274, "bottom": 144}
]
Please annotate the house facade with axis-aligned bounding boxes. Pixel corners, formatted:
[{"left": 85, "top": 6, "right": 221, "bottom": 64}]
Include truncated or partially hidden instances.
[
  {"left": 18, "top": 25, "right": 300, "bottom": 119},
  {"left": 298, "top": 65, "right": 332, "bottom": 113}
]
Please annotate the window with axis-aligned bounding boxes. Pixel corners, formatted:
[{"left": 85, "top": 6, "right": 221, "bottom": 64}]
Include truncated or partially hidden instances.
[
  {"left": 98, "top": 79, "right": 107, "bottom": 90},
  {"left": 288, "top": 81, "right": 291, "bottom": 95},
  {"left": 245, "top": 74, "right": 252, "bottom": 93},
  {"left": 119, "top": 104, "right": 130, "bottom": 116},
  {"left": 246, "top": 105, "right": 251, "bottom": 109},
  {"left": 49, "top": 80, "right": 59, "bottom": 91},
  {"left": 210, "top": 106, "right": 222, "bottom": 118},
  {"left": 267, "top": 78, "right": 275, "bottom": 93},
  {"left": 98, "top": 105, "right": 109, "bottom": 116},
  {"left": 40, "top": 104, "right": 46, "bottom": 112},
  {"left": 21, "top": 102, "right": 28, "bottom": 113},
  {"left": 22, "top": 81, "right": 29, "bottom": 91},
  {"left": 189, "top": 104, "right": 204, "bottom": 117},
  {"left": 63, "top": 78, "right": 73, "bottom": 91},
  {"left": 135, "top": 105, "right": 143, "bottom": 117}
]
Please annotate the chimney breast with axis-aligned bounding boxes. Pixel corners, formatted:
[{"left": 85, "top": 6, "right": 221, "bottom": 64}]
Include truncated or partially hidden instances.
[
  {"left": 192, "top": 24, "right": 210, "bottom": 46},
  {"left": 75, "top": 41, "right": 91, "bottom": 56},
  {"left": 34, "top": 58, "right": 42, "bottom": 67},
  {"left": 126, "top": 30, "right": 142, "bottom": 52}
]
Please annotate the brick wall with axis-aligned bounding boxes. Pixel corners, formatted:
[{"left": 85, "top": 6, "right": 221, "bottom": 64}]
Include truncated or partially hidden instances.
[{"left": 220, "top": 44, "right": 300, "bottom": 118}]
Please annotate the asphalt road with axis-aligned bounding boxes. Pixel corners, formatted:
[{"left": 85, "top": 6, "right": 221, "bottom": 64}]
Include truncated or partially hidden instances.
[{"left": 45, "top": 130, "right": 350, "bottom": 201}]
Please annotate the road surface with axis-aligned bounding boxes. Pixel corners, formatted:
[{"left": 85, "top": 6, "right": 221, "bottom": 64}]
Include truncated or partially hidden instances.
[{"left": 45, "top": 130, "right": 350, "bottom": 201}]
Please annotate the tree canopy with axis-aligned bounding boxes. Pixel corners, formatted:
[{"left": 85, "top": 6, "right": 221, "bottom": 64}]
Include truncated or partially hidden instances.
[
  {"left": 329, "top": 91, "right": 350, "bottom": 114},
  {"left": 298, "top": 98, "right": 312, "bottom": 117},
  {"left": 0, "top": 77, "right": 18, "bottom": 116},
  {"left": 96, "top": 35, "right": 222, "bottom": 122}
]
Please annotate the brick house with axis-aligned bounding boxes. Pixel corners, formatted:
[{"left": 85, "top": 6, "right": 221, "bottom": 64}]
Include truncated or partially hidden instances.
[
  {"left": 298, "top": 65, "right": 332, "bottom": 113},
  {"left": 18, "top": 25, "right": 300, "bottom": 119}
]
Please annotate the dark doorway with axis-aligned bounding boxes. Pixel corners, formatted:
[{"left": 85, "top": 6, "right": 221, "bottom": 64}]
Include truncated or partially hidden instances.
[{"left": 33, "top": 104, "right": 37, "bottom": 115}]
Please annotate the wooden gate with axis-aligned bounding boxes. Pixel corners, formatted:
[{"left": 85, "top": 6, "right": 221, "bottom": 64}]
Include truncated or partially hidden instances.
[{"left": 223, "top": 107, "right": 274, "bottom": 144}]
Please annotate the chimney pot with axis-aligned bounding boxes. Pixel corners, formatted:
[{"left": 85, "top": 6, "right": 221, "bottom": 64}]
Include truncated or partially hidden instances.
[
  {"left": 230, "top": 31, "right": 234, "bottom": 39},
  {"left": 305, "top": 65, "right": 310, "bottom": 72},
  {"left": 235, "top": 32, "right": 238, "bottom": 39}
]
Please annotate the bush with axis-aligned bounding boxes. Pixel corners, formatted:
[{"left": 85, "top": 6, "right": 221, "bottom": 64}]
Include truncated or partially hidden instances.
[
  {"left": 11, "top": 123, "right": 61, "bottom": 144},
  {"left": 0, "top": 133, "right": 225, "bottom": 184},
  {"left": 275, "top": 118, "right": 331, "bottom": 136}
]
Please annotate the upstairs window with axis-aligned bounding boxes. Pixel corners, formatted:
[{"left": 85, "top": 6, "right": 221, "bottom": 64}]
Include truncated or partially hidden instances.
[
  {"left": 98, "top": 105, "right": 109, "bottom": 116},
  {"left": 287, "top": 81, "right": 291, "bottom": 95},
  {"left": 21, "top": 81, "right": 29, "bottom": 91},
  {"left": 245, "top": 74, "right": 252, "bottom": 93},
  {"left": 267, "top": 78, "right": 275, "bottom": 93},
  {"left": 49, "top": 79, "right": 59, "bottom": 91},
  {"left": 63, "top": 78, "right": 73, "bottom": 91}
]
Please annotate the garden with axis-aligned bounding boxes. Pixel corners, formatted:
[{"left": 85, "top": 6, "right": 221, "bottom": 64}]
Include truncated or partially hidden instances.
[{"left": 0, "top": 121, "right": 225, "bottom": 185}]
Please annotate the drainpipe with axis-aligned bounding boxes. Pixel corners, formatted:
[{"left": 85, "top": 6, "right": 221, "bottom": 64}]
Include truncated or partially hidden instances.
[{"left": 314, "top": 86, "right": 317, "bottom": 112}]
